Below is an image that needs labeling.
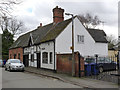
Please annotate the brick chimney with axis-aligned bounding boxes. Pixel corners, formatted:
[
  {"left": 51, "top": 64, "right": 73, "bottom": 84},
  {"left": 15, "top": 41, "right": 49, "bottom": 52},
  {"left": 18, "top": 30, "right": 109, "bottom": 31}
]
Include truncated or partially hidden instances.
[
  {"left": 53, "top": 6, "right": 64, "bottom": 23},
  {"left": 40, "top": 23, "right": 42, "bottom": 27}
]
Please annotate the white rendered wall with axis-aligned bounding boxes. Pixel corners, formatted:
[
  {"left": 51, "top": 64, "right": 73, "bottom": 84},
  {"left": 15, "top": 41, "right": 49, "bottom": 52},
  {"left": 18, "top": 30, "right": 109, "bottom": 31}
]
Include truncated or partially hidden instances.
[
  {"left": 56, "top": 17, "right": 108, "bottom": 57},
  {"left": 24, "top": 41, "right": 55, "bottom": 69},
  {"left": 24, "top": 46, "right": 37, "bottom": 67},
  {"left": 40, "top": 41, "right": 55, "bottom": 70},
  {"left": 55, "top": 21, "right": 72, "bottom": 54}
]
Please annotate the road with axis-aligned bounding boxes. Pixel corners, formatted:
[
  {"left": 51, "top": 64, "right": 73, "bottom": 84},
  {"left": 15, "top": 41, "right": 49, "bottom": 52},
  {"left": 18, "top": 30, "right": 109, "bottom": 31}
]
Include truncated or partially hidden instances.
[{"left": 2, "top": 68, "right": 81, "bottom": 88}]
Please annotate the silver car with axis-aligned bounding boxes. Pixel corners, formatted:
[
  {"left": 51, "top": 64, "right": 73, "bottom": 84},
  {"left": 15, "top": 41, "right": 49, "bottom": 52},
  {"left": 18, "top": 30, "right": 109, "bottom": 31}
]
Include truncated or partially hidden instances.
[{"left": 5, "top": 59, "right": 24, "bottom": 71}]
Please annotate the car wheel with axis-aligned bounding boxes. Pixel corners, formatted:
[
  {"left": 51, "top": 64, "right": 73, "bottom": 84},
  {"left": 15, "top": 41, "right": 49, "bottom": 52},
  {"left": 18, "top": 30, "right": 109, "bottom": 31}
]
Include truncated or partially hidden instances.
[
  {"left": 99, "top": 67, "right": 103, "bottom": 73},
  {"left": 9, "top": 67, "right": 11, "bottom": 72},
  {"left": 5, "top": 67, "right": 7, "bottom": 71}
]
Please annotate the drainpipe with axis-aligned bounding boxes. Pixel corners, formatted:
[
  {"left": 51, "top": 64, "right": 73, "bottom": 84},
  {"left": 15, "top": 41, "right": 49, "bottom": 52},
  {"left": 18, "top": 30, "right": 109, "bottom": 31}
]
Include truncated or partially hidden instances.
[{"left": 53, "top": 40, "right": 56, "bottom": 73}]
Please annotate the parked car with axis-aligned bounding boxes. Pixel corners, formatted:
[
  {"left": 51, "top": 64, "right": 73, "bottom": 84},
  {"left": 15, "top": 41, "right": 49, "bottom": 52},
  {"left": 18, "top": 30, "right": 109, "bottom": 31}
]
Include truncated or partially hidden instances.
[
  {"left": 5, "top": 59, "right": 24, "bottom": 72},
  {"left": 0, "top": 59, "right": 4, "bottom": 67},
  {"left": 85, "top": 57, "right": 117, "bottom": 73}
]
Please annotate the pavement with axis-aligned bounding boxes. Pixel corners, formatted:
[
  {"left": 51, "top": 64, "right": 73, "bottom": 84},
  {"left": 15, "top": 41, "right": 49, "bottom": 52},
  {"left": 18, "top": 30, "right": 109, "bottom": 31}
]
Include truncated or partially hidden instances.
[{"left": 24, "top": 67, "right": 119, "bottom": 89}]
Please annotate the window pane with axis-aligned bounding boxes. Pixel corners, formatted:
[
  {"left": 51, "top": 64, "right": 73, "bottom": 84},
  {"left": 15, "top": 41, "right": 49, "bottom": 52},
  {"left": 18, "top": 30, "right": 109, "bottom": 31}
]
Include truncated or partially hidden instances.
[
  {"left": 42, "top": 52, "right": 48, "bottom": 64},
  {"left": 77, "top": 35, "right": 79, "bottom": 42},
  {"left": 77, "top": 35, "right": 84, "bottom": 43},
  {"left": 14, "top": 54, "right": 16, "bottom": 59},
  {"left": 82, "top": 36, "right": 84, "bottom": 42},
  {"left": 50, "top": 52, "right": 52, "bottom": 64},
  {"left": 18, "top": 53, "right": 20, "bottom": 60},
  {"left": 31, "top": 54, "right": 34, "bottom": 62}
]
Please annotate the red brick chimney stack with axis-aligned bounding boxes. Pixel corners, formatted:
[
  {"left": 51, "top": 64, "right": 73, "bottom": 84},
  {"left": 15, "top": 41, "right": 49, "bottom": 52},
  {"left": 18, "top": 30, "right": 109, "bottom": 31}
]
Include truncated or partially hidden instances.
[
  {"left": 53, "top": 6, "right": 64, "bottom": 23},
  {"left": 40, "top": 23, "right": 42, "bottom": 27}
]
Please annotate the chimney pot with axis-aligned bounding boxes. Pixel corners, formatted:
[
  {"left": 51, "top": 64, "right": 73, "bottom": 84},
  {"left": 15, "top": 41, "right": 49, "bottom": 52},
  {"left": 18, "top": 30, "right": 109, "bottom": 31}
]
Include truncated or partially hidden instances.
[{"left": 40, "top": 23, "right": 42, "bottom": 27}]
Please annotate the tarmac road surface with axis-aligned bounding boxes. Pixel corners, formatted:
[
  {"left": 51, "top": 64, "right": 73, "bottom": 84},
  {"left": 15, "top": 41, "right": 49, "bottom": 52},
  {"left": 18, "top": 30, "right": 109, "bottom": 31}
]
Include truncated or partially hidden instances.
[{"left": 2, "top": 68, "right": 82, "bottom": 88}]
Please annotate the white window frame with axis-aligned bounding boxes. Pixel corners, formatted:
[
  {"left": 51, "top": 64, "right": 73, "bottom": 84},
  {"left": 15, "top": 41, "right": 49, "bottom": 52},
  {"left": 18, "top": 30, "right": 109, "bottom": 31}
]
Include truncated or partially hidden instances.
[
  {"left": 42, "top": 52, "right": 48, "bottom": 64},
  {"left": 77, "top": 35, "right": 84, "bottom": 44}
]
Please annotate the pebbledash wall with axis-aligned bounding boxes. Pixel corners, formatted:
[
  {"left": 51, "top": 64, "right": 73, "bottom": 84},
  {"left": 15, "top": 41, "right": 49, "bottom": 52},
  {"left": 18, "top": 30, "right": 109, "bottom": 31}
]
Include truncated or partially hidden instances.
[
  {"left": 24, "top": 41, "right": 55, "bottom": 70},
  {"left": 9, "top": 48, "right": 23, "bottom": 62}
]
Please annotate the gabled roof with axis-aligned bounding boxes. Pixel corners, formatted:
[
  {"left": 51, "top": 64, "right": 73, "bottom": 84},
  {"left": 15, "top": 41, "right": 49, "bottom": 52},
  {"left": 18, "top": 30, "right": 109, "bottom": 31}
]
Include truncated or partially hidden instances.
[
  {"left": 10, "top": 18, "right": 72, "bottom": 49},
  {"left": 87, "top": 29, "right": 108, "bottom": 43},
  {"left": 10, "top": 17, "right": 108, "bottom": 49}
]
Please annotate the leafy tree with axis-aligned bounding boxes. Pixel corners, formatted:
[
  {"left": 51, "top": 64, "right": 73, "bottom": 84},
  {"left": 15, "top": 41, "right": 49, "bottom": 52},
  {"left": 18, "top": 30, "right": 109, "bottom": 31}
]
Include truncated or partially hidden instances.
[{"left": 2, "top": 29, "right": 14, "bottom": 60}]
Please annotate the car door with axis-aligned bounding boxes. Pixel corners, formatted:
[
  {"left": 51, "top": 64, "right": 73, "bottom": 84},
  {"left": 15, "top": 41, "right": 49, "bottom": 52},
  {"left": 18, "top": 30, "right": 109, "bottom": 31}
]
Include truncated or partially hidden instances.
[
  {"left": 104, "top": 58, "right": 111, "bottom": 70},
  {"left": 110, "top": 61, "right": 116, "bottom": 70}
]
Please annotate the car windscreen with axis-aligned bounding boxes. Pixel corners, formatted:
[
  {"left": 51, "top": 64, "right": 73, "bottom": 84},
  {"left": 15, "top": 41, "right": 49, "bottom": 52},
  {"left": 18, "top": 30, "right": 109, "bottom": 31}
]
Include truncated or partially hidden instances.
[{"left": 10, "top": 60, "right": 20, "bottom": 63}]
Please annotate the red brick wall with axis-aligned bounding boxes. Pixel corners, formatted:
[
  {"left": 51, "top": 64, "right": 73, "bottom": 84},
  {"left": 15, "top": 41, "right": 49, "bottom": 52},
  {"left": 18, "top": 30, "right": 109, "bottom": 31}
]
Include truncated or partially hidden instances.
[
  {"left": 57, "top": 52, "right": 84, "bottom": 77},
  {"left": 9, "top": 48, "right": 23, "bottom": 62}
]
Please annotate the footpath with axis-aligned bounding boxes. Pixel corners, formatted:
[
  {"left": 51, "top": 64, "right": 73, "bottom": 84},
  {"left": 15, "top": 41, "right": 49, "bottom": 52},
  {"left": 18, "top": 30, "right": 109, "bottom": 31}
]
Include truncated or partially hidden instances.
[{"left": 25, "top": 67, "right": 119, "bottom": 89}]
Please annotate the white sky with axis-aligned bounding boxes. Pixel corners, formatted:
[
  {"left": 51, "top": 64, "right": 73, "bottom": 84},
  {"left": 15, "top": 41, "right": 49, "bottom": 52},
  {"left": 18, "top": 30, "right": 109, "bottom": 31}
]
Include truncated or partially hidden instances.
[{"left": 0, "top": 0, "right": 119, "bottom": 39}]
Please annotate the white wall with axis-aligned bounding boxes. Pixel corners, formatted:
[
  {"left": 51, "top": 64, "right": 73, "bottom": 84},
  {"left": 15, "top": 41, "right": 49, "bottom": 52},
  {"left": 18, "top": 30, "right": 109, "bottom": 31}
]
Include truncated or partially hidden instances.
[
  {"left": 56, "top": 17, "right": 108, "bottom": 57},
  {"left": 55, "top": 21, "right": 72, "bottom": 54},
  {"left": 94, "top": 43, "right": 108, "bottom": 56},
  {"left": 24, "top": 46, "right": 37, "bottom": 67},
  {"left": 24, "top": 41, "right": 55, "bottom": 70},
  {"left": 40, "top": 41, "right": 55, "bottom": 70}
]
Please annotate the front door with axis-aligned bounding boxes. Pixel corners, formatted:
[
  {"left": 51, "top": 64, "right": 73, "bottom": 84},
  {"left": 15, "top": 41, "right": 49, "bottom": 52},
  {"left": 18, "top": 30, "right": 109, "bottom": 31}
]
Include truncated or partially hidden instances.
[
  {"left": 37, "top": 53, "right": 41, "bottom": 68},
  {"left": 23, "top": 55, "right": 29, "bottom": 67}
]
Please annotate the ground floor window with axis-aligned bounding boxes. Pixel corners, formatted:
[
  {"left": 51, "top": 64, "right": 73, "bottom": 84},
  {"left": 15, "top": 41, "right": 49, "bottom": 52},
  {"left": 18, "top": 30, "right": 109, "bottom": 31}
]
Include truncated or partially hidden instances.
[
  {"left": 31, "top": 54, "right": 34, "bottom": 62},
  {"left": 10, "top": 54, "right": 12, "bottom": 59},
  {"left": 50, "top": 52, "right": 53, "bottom": 64},
  {"left": 42, "top": 52, "right": 48, "bottom": 64},
  {"left": 14, "top": 54, "right": 16, "bottom": 59},
  {"left": 18, "top": 53, "right": 20, "bottom": 60}
]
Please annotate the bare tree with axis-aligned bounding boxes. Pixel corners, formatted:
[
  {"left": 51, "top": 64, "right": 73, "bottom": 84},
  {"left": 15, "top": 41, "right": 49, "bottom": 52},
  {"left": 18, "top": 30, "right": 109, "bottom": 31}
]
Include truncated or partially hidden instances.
[
  {"left": 0, "top": 0, "right": 21, "bottom": 17},
  {"left": 0, "top": 15, "right": 25, "bottom": 37},
  {"left": 78, "top": 13, "right": 102, "bottom": 29},
  {"left": 9, "top": 17, "right": 24, "bottom": 36},
  {"left": 106, "top": 35, "right": 118, "bottom": 49}
]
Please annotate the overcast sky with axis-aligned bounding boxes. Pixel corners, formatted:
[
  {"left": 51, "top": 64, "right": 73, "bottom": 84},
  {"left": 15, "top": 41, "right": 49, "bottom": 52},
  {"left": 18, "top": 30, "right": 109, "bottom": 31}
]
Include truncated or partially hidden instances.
[{"left": 1, "top": 0, "right": 119, "bottom": 39}]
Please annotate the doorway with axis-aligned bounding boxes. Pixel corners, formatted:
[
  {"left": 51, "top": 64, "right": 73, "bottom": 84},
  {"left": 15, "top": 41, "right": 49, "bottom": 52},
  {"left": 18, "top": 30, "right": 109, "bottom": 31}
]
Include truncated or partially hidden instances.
[
  {"left": 23, "top": 55, "right": 29, "bottom": 67},
  {"left": 37, "top": 53, "right": 41, "bottom": 68}
]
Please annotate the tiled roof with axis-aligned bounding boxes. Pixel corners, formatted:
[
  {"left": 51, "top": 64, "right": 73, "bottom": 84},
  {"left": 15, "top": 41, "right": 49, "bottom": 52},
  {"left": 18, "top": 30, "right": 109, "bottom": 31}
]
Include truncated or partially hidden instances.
[
  {"left": 10, "top": 18, "right": 72, "bottom": 49},
  {"left": 10, "top": 17, "right": 108, "bottom": 49},
  {"left": 87, "top": 29, "right": 108, "bottom": 43}
]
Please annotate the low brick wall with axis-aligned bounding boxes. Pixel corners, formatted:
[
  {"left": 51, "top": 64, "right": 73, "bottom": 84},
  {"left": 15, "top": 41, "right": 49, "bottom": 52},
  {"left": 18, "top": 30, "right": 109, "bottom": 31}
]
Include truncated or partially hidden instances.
[{"left": 56, "top": 52, "right": 84, "bottom": 77}]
